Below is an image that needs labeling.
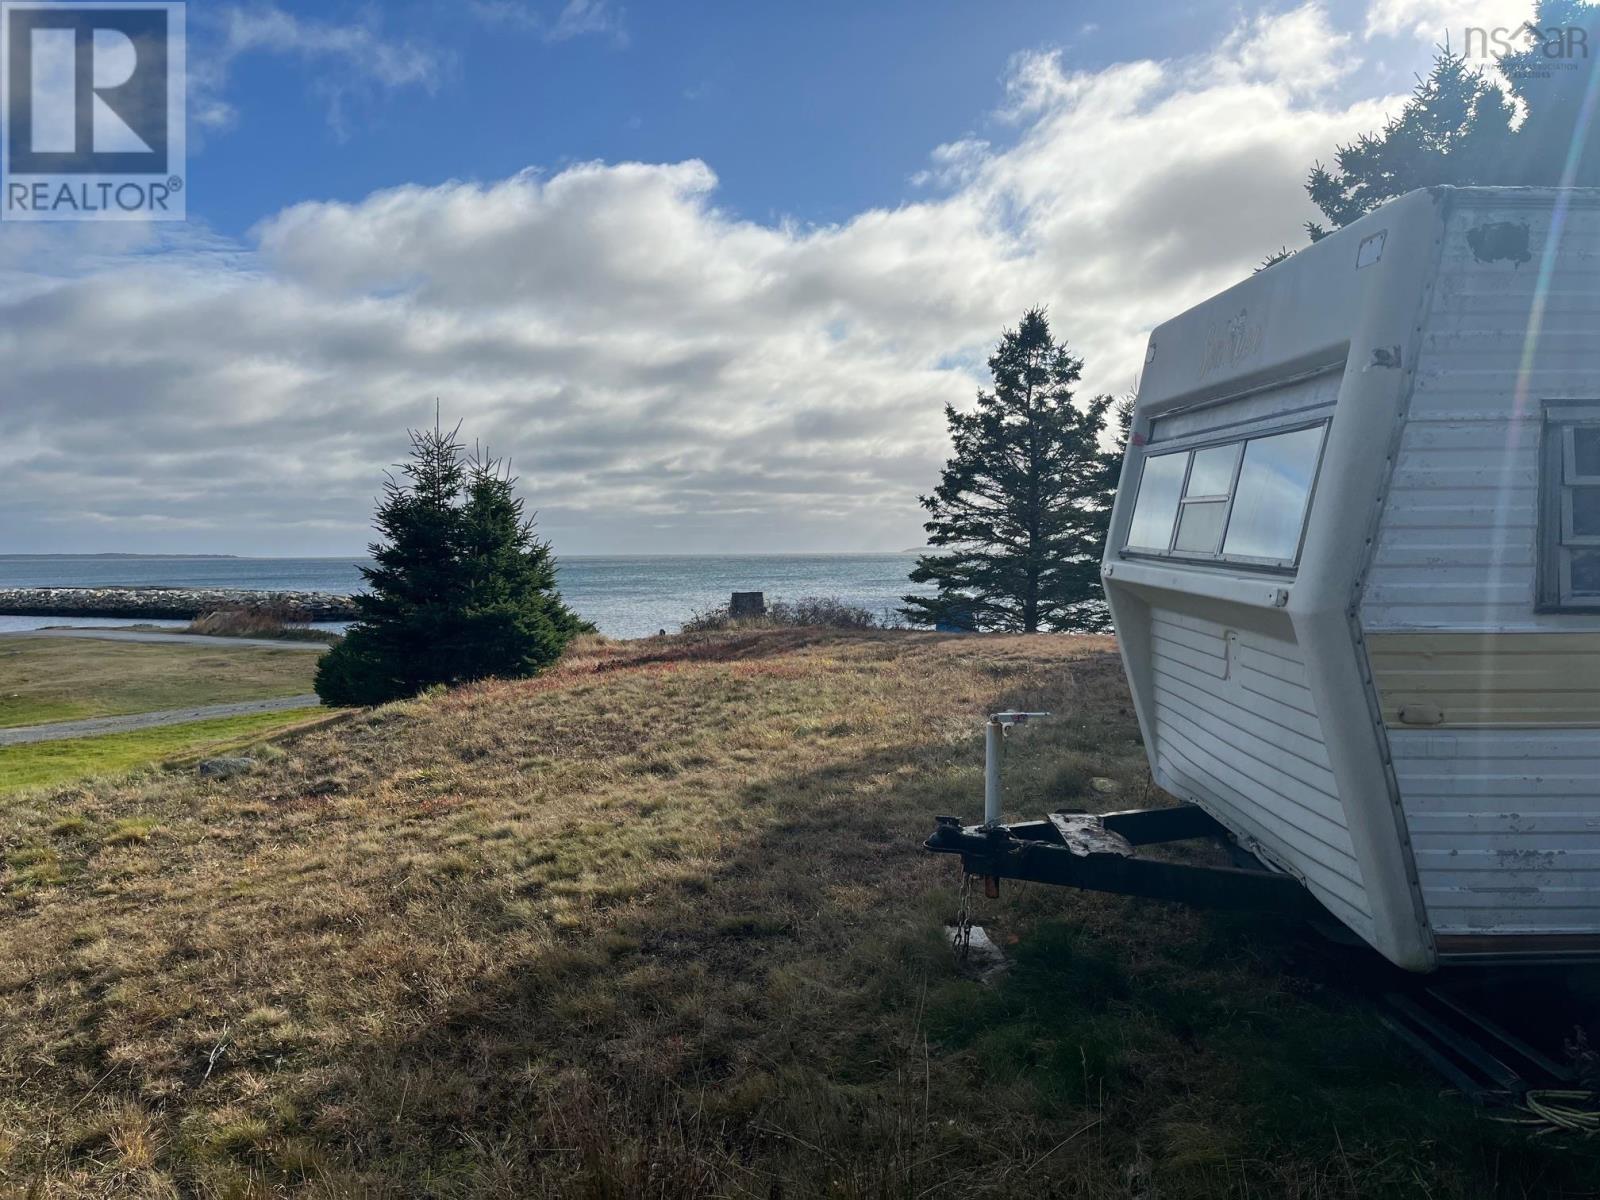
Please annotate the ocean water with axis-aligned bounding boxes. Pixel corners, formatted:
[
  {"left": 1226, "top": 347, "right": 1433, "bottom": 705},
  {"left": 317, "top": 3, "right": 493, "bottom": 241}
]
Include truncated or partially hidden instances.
[{"left": 0, "top": 554, "right": 933, "bottom": 640}]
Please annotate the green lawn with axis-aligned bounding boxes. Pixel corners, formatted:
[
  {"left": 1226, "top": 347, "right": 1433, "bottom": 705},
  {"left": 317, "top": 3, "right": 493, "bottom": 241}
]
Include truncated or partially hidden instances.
[
  {"left": 0, "top": 709, "right": 327, "bottom": 794},
  {"left": 0, "top": 638, "right": 321, "bottom": 728}
]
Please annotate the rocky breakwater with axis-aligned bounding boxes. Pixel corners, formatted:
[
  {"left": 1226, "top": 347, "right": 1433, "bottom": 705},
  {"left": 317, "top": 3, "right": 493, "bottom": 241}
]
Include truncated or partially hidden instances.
[{"left": 0, "top": 587, "right": 359, "bottom": 621}]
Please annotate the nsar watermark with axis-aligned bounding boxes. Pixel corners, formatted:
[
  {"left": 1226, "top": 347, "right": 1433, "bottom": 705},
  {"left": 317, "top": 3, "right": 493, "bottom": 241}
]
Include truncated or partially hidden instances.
[
  {"left": 1463, "top": 22, "right": 1591, "bottom": 80},
  {"left": 1, "top": 1, "right": 185, "bottom": 222}
]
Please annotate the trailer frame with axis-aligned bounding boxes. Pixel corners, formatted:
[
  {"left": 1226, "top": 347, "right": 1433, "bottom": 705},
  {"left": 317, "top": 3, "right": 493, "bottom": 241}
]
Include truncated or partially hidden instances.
[{"left": 925, "top": 804, "right": 1324, "bottom": 916}]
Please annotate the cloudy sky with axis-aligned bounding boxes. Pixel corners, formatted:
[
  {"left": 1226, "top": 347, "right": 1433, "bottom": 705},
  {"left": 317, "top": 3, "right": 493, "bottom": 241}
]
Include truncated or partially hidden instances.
[{"left": 0, "top": 0, "right": 1532, "bottom": 556}]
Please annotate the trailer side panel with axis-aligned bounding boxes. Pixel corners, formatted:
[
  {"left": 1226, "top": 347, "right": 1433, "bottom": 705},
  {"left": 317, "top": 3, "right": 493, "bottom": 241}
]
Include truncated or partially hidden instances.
[
  {"left": 1362, "top": 195, "right": 1600, "bottom": 947},
  {"left": 1146, "top": 607, "right": 1374, "bottom": 935}
]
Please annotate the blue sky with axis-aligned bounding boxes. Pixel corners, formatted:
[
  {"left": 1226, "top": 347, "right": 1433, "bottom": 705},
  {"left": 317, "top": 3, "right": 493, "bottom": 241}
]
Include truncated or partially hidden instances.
[
  {"left": 196, "top": 1, "right": 1247, "bottom": 236},
  {"left": 1, "top": 0, "right": 1532, "bottom": 556}
]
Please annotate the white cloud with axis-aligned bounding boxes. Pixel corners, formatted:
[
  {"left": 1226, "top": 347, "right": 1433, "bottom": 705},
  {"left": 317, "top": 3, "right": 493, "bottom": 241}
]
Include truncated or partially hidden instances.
[
  {"left": 1364, "top": 0, "right": 1534, "bottom": 42},
  {"left": 911, "top": 138, "right": 993, "bottom": 189},
  {"left": 191, "top": 4, "right": 443, "bottom": 136},
  {"left": 468, "top": 0, "right": 628, "bottom": 46},
  {"left": 1220, "top": 3, "right": 1359, "bottom": 96},
  {"left": 2, "top": 2, "right": 1420, "bottom": 556},
  {"left": 549, "top": 0, "right": 627, "bottom": 44}
]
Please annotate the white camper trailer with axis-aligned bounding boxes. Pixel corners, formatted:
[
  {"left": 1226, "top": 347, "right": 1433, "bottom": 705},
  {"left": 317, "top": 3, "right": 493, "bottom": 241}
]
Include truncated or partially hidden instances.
[
  {"left": 1093, "top": 186, "right": 1600, "bottom": 972},
  {"left": 926, "top": 185, "right": 1599, "bottom": 973}
]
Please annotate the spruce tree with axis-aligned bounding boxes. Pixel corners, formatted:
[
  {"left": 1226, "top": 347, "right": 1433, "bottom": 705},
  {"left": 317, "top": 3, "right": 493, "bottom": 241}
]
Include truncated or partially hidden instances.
[
  {"left": 315, "top": 421, "right": 585, "bottom": 706},
  {"left": 902, "top": 309, "right": 1117, "bottom": 633},
  {"left": 1305, "top": 46, "right": 1515, "bottom": 238},
  {"left": 447, "top": 451, "right": 588, "bottom": 679},
  {"left": 1300, "top": 2, "right": 1600, "bottom": 240}
]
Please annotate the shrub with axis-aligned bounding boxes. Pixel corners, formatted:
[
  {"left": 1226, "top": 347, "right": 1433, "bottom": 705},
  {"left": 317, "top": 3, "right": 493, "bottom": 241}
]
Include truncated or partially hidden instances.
[
  {"left": 680, "top": 595, "right": 885, "bottom": 633},
  {"left": 186, "top": 604, "right": 338, "bottom": 644}
]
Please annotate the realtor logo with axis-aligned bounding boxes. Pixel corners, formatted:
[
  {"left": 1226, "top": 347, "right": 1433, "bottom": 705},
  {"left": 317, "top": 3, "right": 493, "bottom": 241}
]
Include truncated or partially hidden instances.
[{"left": 1, "top": 1, "right": 185, "bottom": 221}]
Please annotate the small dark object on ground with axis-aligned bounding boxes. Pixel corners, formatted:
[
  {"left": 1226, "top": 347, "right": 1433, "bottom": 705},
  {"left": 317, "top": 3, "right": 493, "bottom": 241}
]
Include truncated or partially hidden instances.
[{"left": 729, "top": 591, "right": 766, "bottom": 618}]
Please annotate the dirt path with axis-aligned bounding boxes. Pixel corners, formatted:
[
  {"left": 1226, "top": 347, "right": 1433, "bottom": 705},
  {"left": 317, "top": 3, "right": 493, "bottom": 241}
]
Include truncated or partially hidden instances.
[
  {"left": 0, "top": 629, "right": 329, "bottom": 652},
  {"left": 0, "top": 695, "right": 323, "bottom": 747}
]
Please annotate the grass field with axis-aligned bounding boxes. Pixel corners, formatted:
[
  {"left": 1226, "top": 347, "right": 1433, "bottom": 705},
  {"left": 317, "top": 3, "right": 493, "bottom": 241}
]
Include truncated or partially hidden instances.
[
  {"left": 0, "top": 638, "right": 321, "bottom": 728},
  {"left": 1, "top": 630, "right": 1596, "bottom": 1198},
  {"left": 0, "top": 710, "right": 335, "bottom": 795}
]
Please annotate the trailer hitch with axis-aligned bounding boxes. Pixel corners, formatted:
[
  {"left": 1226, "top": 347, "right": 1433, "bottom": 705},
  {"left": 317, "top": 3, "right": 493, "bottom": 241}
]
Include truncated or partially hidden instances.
[{"left": 927, "top": 806, "right": 1323, "bottom": 915}]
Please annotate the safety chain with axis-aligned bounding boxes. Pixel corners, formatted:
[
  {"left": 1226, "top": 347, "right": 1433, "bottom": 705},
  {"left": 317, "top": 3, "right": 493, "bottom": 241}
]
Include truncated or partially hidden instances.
[{"left": 953, "top": 872, "right": 976, "bottom": 964}]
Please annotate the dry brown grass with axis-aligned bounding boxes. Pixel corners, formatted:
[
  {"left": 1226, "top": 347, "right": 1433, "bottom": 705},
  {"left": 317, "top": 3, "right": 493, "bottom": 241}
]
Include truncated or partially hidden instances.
[
  {"left": 184, "top": 607, "right": 338, "bottom": 644},
  {"left": 0, "top": 630, "right": 1595, "bottom": 1198}
]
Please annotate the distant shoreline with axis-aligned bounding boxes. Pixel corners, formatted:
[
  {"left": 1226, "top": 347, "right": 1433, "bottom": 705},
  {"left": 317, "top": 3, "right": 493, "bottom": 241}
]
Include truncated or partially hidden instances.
[
  {"left": 1, "top": 551, "right": 915, "bottom": 561},
  {"left": 0, "top": 555, "right": 930, "bottom": 639},
  {"left": 0, "top": 587, "right": 358, "bottom": 621},
  {"left": 0, "top": 553, "right": 241, "bottom": 560}
]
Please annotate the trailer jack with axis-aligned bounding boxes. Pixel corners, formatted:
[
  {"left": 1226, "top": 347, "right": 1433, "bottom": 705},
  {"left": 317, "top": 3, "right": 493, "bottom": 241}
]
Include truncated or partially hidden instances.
[{"left": 926, "top": 804, "right": 1323, "bottom": 916}]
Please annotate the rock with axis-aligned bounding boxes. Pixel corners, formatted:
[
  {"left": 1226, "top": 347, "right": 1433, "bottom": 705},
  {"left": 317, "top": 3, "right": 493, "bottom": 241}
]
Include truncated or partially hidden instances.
[
  {"left": 198, "top": 757, "right": 256, "bottom": 780},
  {"left": 0, "top": 587, "right": 358, "bottom": 621},
  {"left": 946, "top": 924, "right": 1008, "bottom": 981},
  {"left": 1091, "top": 777, "right": 1121, "bottom": 795}
]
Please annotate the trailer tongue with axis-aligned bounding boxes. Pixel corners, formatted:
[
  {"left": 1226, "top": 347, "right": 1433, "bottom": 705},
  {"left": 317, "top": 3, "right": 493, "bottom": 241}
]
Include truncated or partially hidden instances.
[
  {"left": 926, "top": 806, "right": 1322, "bottom": 916},
  {"left": 928, "top": 709, "right": 1322, "bottom": 915}
]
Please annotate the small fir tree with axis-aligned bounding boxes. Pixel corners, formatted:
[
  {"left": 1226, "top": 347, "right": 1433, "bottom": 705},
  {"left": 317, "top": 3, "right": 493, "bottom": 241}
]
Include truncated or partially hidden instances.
[
  {"left": 315, "top": 420, "right": 585, "bottom": 706},
  {"left": 902, "top": 309, "right": 1118, "bottom": 633}
]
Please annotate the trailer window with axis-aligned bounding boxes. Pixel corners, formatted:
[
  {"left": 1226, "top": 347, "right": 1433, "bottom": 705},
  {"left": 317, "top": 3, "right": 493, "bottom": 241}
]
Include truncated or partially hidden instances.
[
  {"left": 1172, "top": 443, "right": 1241, "bottom": 553},
  {"left": 1126, "top": 452, "right": 1187, "bottom": 551},
  {"left": 1223, "top": 426, "right": 1327, "bottom": 564},
  {"left": 1121, "top": 423, "right": 1327, "bottom": 569},
  {"left": 1543, "top": 409, "right": 1600, "bottom": 609}
]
